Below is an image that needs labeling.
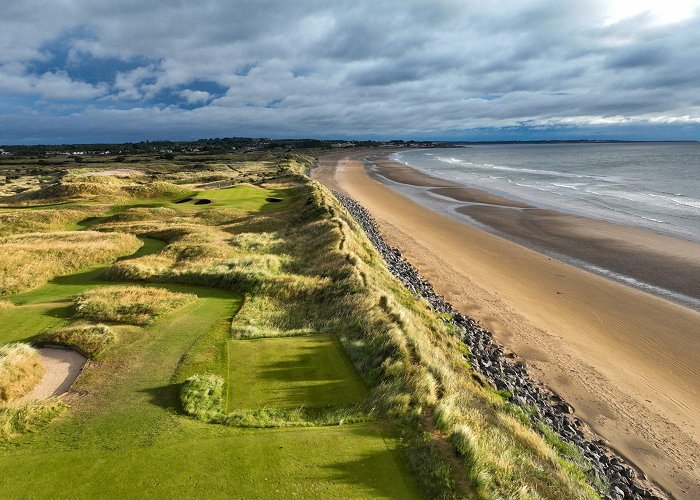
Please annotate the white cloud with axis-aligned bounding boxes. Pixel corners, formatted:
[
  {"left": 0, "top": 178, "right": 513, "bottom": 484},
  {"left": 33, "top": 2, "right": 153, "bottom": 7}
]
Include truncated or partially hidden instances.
[{"left": 179, "top": 89, "right": 211, "bottom": 104}]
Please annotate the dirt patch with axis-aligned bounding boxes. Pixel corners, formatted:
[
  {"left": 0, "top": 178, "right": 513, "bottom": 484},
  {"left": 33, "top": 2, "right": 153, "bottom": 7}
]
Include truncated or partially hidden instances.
[
  {"left": 20, "top": 348, "right": 87, "bottom": 400},
  {"left": 84, "top": 169, "right": 145, "bottom": 177}
]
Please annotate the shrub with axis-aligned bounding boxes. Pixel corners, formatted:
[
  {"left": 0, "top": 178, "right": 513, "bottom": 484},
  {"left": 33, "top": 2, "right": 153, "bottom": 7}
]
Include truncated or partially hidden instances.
[
  {"left": 0, "top": 398, "right": 66, "bottom": 439},
  {"left": 40, "top": 324, "right": 116, "bottom": 357},
  {"left": 180, "top": 374, "right": 224, "bottom": 421},
  {"left": 0, "top": 343, "right": 44, "bottom": 402},
  {"left": 74, "top": 285, "right": 196, "bottom": 325}
]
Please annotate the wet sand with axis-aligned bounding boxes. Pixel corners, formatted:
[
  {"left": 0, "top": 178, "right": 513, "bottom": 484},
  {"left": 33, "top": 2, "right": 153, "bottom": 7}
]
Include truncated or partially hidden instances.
[
  {"left": 314, "top": 151, "right": 700, "bottom": 498},
  {"left": 369, "top": 155, "right": 700, "bottom": 305}
]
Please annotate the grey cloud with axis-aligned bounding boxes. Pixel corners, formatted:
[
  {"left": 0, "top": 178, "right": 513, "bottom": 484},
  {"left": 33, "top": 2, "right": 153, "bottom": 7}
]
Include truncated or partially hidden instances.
[{"left": 0, "top": 0, "right": 699, "bottom": 143}]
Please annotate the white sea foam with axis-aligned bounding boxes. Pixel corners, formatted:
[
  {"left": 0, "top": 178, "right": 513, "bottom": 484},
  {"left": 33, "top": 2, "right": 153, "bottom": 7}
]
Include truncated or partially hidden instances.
[{"left": 396, "top": 144, "right": 700, "bottom": 243}]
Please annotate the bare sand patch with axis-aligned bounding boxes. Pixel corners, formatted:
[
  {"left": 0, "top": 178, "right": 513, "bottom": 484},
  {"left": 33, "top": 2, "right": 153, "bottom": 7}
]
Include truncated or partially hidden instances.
[{"left": 21, "top": 348, "right": 87, "bottom": 400}]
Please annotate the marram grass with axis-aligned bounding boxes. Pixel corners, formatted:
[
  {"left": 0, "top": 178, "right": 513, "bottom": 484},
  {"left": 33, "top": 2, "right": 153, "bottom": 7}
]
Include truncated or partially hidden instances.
[
  {"left": 0, "top": 398, "right": 66, "bottom": 439},
  {"left": 74, "top": 285, "right": 196, "bottom": 325},
  {"left": 0, "top": 343, "right": 44, "bottom": 402},
  {"left": 40, "top": 324, "right": 116, "bottom": 357},
  {"left": 0, "top": 231, "right": 142, "bottom": 297}
]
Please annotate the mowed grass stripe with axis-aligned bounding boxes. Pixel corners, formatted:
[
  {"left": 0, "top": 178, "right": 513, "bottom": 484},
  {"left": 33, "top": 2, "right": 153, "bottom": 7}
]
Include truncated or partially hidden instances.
[
  {"left": 0, "top": 424, "right": 421, "bottom": 499},
  {"left": 228, "top": 335, "right": 367, "bottom": 410}
]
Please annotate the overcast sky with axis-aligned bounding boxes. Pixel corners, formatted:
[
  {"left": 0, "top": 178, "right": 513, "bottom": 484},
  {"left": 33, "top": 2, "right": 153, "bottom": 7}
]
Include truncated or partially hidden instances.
[{"left": 1, "top": 0, "right": 700, "bottom": 144}]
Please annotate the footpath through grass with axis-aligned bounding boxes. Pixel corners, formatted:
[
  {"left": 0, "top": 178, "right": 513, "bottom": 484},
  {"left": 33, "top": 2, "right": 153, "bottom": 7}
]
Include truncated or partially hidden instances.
[{"left": 0, "top": 176, "right": 422, "bottom": 499}]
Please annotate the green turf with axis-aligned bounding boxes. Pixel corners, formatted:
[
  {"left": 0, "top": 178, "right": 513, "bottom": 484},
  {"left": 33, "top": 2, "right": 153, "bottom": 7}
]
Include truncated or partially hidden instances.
[
  {"left": 184, "top": 184, "right": 295, "bottom": 212},
  {"left": 0, "top": 424, "right": 420, "bottom": 499},
  {"left": 0, "top": 193, "right": 422, "bottom": 499},
  {"left": 228, "top": 335, "right": 367, "bottom": 410},
  {"left": 0, "top": 273, "right": 418, "bottom": 499},
  {"left": 0, "top": 238, "right": 169, "bottom": 346}
]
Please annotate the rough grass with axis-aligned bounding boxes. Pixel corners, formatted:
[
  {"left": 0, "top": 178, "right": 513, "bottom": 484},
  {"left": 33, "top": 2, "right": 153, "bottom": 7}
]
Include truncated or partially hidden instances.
[
  {"left": 133, "top": 178, "right": 599, "bottom": 498},
  {"left": 0, "top": 206, "right": 103, "bottom": 235},
  {"left": 0, "top": 398, "right": 66, "bottom": 439},
  {"left": 7, "top": 172, "right": 190, "bottom": 205},
  {"left": 0, "top": 231, "right": 142, "bottom": 297},
  {"left": 0, "top": 158, "right": 600, "bottom": 498},
  {"left": 180, "top": 373, "right": 224, "bottom": 421},
  {"left": 0, "top": 343, "right": 44, "bottom": 402},
  {"left": 74, "top": 285, "right": 196, "bottom": 325},
  {"left": 40, "top": 324, "right": 116, "bottom": 357},
  {"left": 0, "top": 300, "right": 13, "bottom": 309}
]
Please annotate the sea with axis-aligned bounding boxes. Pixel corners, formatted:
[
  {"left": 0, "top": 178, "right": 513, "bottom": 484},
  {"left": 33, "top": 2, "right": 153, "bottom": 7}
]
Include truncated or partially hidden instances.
[{"left": 390, "top": 142, "right": 700, "bottom": 243}]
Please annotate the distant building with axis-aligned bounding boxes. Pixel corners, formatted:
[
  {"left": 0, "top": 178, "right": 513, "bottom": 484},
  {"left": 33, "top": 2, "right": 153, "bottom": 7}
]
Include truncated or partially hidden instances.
[{"left": 0, "top": 149, "right": 9, "bottom": 155}]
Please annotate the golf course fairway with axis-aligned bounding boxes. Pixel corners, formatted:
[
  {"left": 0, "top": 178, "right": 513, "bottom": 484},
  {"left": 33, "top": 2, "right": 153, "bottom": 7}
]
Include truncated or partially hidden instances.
[{"left": 0, "top": 182, "right": 422, "bottom": 499}]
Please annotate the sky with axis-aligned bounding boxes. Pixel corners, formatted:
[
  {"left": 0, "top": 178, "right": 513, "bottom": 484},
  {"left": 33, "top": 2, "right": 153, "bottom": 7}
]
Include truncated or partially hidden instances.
[{"left": 1, "top": 0, "right": 700, "bottom": 144}]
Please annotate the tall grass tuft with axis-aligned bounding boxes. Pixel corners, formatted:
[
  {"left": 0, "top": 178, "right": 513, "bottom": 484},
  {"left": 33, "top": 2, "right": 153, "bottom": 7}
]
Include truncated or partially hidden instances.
[
  {"left": 0, "top": 206, "right": 103, "bottom": 236},
  {"left": 74, "top": 285, "right": 196, "bottom": 325},
  {"left": 180, "top": 374, "right": 225, "bottom": 421},
  {"left": 0, "top": 231, "right": 142, "bottom": 297},
  {"left": 0, "top": 343, "right": 44, "bottom": 402},
  {"left": 0, "top": 398, "right": 66, "bottom": 439},
  {"left": 40, "top": 324, "right": 116, "bottom": 357}
]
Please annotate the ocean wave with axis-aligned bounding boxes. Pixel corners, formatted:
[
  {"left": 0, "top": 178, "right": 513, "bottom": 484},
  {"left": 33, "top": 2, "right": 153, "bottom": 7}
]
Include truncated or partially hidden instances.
[{"left": 434, "top": 155, "right": 608, "bottom": 181}]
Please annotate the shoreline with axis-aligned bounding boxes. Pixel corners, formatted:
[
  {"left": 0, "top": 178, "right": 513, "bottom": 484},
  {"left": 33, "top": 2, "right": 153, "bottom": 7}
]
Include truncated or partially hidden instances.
[
  {"left": 313, "top": 150, "right": 700, "bottom": 498},
  {"left": 332, "top": 188, "right": 663, "bottom": 499},
  {"left": 365, "top": 153, "right": 700, "bottom": 309}
]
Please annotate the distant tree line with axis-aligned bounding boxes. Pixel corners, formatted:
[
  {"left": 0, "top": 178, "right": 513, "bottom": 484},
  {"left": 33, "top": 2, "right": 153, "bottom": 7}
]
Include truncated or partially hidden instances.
[{"left": 0, "top": 137, "right": 455, "bottom": 157}]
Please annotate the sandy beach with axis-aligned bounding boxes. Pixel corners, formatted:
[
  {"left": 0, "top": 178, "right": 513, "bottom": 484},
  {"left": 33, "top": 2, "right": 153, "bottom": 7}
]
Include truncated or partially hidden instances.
[{"left": 314, "top": 150, "right": 700, "bottom": 498}]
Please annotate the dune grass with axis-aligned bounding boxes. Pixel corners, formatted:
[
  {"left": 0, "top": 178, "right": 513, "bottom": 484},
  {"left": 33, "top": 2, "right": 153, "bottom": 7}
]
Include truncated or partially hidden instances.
[
  {"left": 0, "top": 343, "right": 44, "bottom": 402},
  {"left": 0, "top": 206, "right": 103, "bottom": 235},
  {"left": 39, "top": 324, "right": 116, "bottom": 357},
  {"left": 0, "top": 231, "right": 142, "bottom": 297},
  {"left": 6, "top": 171, "right": 190, "bottom": 205},
  {"left": 0, "top": 398, "right": 66, "bottom": 439},
  {"left": 74, "top": 285, "right": 196, "bottom": 325}
]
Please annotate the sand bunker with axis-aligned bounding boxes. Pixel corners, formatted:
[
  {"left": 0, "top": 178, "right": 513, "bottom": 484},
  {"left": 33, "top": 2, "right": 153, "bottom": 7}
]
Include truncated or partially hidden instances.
[
  {"left": 194, "top": 199, "right": 212, "bottom": 205},
  {"left": 20, "top": 348, "right": 87, "bottom": 400},
  {"left": 265, "top": 197, "right": 282, "bottom": 202}
]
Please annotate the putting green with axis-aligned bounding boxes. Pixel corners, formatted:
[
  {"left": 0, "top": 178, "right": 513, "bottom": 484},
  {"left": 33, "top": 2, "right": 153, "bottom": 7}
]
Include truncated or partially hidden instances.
[
  {"left": 228, "top": 335, "right": 367, "bottom": 410},
  {"left": 185, "top": 184, "right": 295, "bottom": 212}
]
